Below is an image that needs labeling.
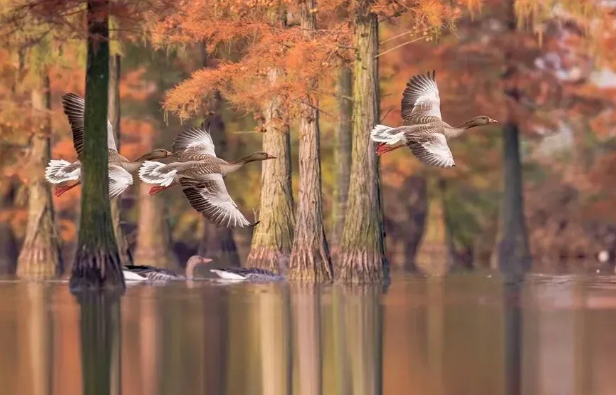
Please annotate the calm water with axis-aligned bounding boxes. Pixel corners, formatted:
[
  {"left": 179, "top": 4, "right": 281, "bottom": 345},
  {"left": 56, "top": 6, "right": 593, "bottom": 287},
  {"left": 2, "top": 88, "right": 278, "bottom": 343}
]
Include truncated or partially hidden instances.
[{"left": 1, "top": 272, "right": 616, "bottom": 395}]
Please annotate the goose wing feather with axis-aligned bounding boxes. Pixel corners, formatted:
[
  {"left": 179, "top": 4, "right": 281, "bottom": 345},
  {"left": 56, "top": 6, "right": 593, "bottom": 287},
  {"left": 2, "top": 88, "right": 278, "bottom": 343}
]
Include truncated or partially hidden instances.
[
  {"left": 401, "top": 70, "right": 442, "bottom": 125},
  {"left": 61, "top": 93, "right": 116, "bottom": 155},
  {"left": 179, "top": 175, "right": 250, "bottom": 228},
  {"left": 172, "top": 125, "right": 217, "bottom": 158},
  {"left": 408, "top": 133, "right": 455, "bottom": 168}
]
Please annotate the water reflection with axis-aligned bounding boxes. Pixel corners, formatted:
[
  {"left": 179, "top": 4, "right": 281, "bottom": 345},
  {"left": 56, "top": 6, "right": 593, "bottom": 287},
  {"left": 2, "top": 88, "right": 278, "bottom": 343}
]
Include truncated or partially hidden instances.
[
  {"left": 4, "top": 274, "right": 616, "bottom": 395},
  {"left": 75, "top": 291, "right": 122, "bottom": 395}
]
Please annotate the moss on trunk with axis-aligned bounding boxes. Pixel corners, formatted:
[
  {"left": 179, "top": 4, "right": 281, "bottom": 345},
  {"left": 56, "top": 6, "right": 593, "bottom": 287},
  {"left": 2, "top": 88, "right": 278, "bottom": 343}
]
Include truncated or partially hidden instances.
[
  {"left": 246, "top": 68, "right": 295, "bottom": 273},
  {"left": 108, "top": 54, "right": 133, "bottom": 267},
  {"left": 332, "top": 66, "right": 352, "bottom": 254},
  {"left": 70, "top": 0, "right": 124, "bottom": 291},
  {"left": 336, "top": 5, "right": 388, "bottom": 283},
  {"left": 17, "top": 74, "right": 63, "bottom": 279},
  {"left": 288, "top": 0, "right": 332, "bottom": 282}
]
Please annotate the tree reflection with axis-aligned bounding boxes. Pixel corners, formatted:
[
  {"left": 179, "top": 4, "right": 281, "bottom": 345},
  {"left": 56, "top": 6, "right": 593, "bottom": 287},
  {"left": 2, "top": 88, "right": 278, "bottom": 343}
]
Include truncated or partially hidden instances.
[
  {"left": 75, "top": 291, "right": 122, "bottom": 395},
  {"left": 503, "top": 276, "right": 524, "bottom": 395},
  {"left": 292, "top": 284, "right": 322, "bottom": 395},
  {"left": 338, "top": 285, "right": 383, "bottom": 395}
]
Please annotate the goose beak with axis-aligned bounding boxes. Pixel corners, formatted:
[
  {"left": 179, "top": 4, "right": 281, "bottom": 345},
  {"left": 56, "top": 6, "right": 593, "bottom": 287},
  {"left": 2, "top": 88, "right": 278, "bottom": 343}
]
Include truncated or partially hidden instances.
[
  {"left": 201, "top": 258, "right": 213, "bottom": 263},
  {"left": 489, "top": 118, "right": 499, "bottom": 124},
  {"left": 266, "top": 155, "right": 277, "bottom": 160},
  {"left": 165, "top": 150, "right": 173, "bottom": 157}
]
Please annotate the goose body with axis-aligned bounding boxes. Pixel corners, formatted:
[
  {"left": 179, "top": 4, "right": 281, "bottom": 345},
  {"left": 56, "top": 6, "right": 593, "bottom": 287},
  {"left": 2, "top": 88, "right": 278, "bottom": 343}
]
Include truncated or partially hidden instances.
[
  {"left": 370, "top": 71, "right": 498, "bottom": 167},
  {"left": 45, "top": 93, "right": 171, "bottom": 198},
  {"left": 138, "top": 125, "right": 275, "bottom": 228},
  {"left": 123, "top": 256, "right": 212, "bottom": 283},
  {"left": 210, "top": 267, "right": 285, "bottom": 282}
]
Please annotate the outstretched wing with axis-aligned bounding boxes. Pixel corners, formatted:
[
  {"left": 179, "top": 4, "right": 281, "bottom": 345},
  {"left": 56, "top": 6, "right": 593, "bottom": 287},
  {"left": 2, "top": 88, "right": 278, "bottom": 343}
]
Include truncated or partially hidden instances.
[
  {"left": 179, "top": 175, "right": 251, "bottom": 228},
  {"left": 408, "top": 134, "right": 455, "bottom": 168},
  {"left": 171, "top": 125, "right": 217, "bottom": 159},
  {"left": 401, "top": 70, "right": 442, "bottom": 125},
  {"left": 109, "top": 164, "right": 133, "bottom": 198},
  {"left": 62, "top": 93, "right": 116, "bottom": 155}
]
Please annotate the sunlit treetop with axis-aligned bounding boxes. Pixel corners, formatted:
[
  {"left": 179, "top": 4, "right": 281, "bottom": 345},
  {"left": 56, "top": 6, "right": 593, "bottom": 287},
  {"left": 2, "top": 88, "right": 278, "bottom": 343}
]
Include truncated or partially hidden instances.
[{"left": 151, "top": 0, "right": 485, "bottom": 122}]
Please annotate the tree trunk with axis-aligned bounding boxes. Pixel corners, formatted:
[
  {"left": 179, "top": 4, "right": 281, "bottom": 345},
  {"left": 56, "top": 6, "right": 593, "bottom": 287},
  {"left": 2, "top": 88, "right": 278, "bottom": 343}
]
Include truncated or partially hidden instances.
[
  {"left": 498, "top": 122, "right": 531, "bottom": 273},
  {"left": 246, "top": 68, "right": 295, "bottom": 273},
  {"left": 70, "top": 0, "right": 124, "bottom": 290},
  {"left": 0, "top": 177, "right": 19, "bottom": 275},
  {"left": 198, "top": 47, "right": 240, "bottom": 268},
  {"left": 332, "top": 67, "right": 352, "bottom": 254},
  {"left": 108, "top": 54, "right": 133, "bottom": 267},
  {"left": 336, "top": 5, "right": 387, "bottom": 283},
  {"left": 17, "top": 74, "right": 63, "bottom": 279},
  {"left": 134, "top": 134, "right": 178, "bottom": 268},
  {"left": 497, "top": 0, "right": 531, "bottom": 274},
  {"left": 288, "top": 0, "right": 332, "bottom": 281}
]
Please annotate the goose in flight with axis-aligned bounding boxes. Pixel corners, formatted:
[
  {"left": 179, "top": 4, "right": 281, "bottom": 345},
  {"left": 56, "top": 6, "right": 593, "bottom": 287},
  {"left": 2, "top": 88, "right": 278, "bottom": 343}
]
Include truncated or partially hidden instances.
[
  {"left": 138, "top": 125, "right": 275, "bottom": 228},
  {"left": 370, "top": 70, "right": 498, "bottom": 167},
  {"left": 45, "top": 93, "right": 172, "bottom": 198}
]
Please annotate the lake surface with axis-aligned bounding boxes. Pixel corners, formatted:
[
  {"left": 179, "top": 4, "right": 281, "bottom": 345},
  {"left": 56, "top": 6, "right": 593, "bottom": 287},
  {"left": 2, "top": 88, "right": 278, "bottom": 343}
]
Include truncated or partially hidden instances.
[{"left": 1, "top": 272, "right": 616, "bottom": 395}]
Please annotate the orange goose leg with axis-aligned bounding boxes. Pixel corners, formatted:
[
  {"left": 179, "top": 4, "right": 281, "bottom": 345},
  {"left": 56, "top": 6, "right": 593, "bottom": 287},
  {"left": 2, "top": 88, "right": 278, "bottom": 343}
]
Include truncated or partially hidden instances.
[
  {"left": 55, "top": 182, "right": 80, "bottom": 197},
  {"left": 149, "top": 185, "right": 169, "bottom": 195},
  {"left": 376, "top": 143, "right": 402, "bottom": 157}
]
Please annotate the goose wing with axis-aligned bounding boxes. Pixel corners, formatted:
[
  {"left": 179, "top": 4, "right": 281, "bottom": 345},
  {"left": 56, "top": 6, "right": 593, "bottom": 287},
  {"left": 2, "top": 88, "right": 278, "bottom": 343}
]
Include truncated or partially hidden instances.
[
  {"left": 179, "top": 175, "right": 251, "bottom": 228},
  {"left": 123, "top": 265, "right": 180, "bottom": 281},
  {"left": 172, "top": 125, "right": 217, "bottom": 159},
  {"left": 401, "top": 70, "right": 442, "bottom": 125},
  {"left": 62, "top": 93, "right": 116, "bottom": 155},
  {"left": 408, "top": 133, "right": 455, "bottom": 168},
  {"left": 109, "top": 164, "right": 133, "bottom": 198}
]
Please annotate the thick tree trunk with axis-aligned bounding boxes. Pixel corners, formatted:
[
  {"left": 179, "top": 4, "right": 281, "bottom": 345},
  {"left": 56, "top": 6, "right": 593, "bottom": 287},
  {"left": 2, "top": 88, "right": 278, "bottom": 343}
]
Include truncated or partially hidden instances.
[
  {"left": 134, "top": 134, "right": 178, "bottom": 268},
  {"left": 108, "top": 54, "right": 133, "bottom": 267},
  {"left": 246, "top": 69, "right": 295, "bottom": 273},
  {"left": 497, "top": 1, "right": 531, "bottom": 274},
  {"left": 17, "top": 75, "right": 63, "bottom": 279},
  {"left": 336, "top": 5, "right": 388, "bottom": 282},
  {"left": 70, "top": 0, "right": 124, "bottom": 290},
  {"left": 332, "top": 67, "right": 352, "bottom": 253},
  {"left": 0, "top": 178, "right": 18, "bottom": 275},
  {"left": 198, "top": 47, "right": 240, "bottom": 267},
  {"left": 288, "top": 0, "right": 332, "bottom": 281},
  {"left": 498, "top": 123, "right": 531, "bottom": 273}
]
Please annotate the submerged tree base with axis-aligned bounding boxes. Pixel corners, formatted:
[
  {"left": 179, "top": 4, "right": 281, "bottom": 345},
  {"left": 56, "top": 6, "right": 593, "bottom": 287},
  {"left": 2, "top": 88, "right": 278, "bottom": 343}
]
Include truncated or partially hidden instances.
[
  {"left": 288, "top": 244, "right": 332, "bottom": 282},
  {"left": 70, "top": 249, "right": 125, "bottom": 292},
  {"left": 336, "top": 249, "right": 388, "bottom": 284},
  {"left": 17, "top": 246, "right": 61, "bottom": 279},
  {"left": 246, "top": 247, "right": 286, "bottom": 274}
]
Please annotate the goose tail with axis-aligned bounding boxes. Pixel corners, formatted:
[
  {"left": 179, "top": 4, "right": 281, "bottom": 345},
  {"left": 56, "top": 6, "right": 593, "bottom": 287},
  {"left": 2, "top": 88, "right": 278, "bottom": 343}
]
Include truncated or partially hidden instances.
[
  {"left": 138, "top": 161, "right": 176, "bottom": 186},
  {"left": 45, "top": 160, "right": 80, "bottom": 184}
]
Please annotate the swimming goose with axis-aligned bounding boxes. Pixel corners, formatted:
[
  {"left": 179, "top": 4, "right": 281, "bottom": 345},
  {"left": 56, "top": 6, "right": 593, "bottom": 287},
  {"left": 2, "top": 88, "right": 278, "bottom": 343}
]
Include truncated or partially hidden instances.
[
  {"left": 123, "top": 255, "right": 212, "bottom": 282},
  {"left": 210, "top": 267, "right": 285, "bottom": 281},
  {"left": 138, "top": 125, "right": 275, "bottom": 228},
  {"left": 370, "top": 70, "right": 498, "bottom": 167},
  {"left": 45, "top": 93, "right": 172, "bottom": 197}
]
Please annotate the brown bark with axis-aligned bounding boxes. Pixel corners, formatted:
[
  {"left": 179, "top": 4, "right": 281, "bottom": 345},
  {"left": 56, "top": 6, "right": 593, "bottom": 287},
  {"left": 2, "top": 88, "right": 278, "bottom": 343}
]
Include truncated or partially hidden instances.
[
  {"left": 497, "top": 0, "right": 531, "bottom": 274},
  {"left": 198, "top": 47, "right": 240, "bottom": 267},
  {"left": 134, "top": 133, "right": 178, "bottom": 268},
  {"left": 246, "top": 68, "right": 295, "bottom": 273},
  {"left": 108, "top": 54, "right": 133, "bottom": 267},
  {"left": 17, "top": 74, "right": 63, "bottom": 279},
  {"left": 332, "top": 66, "right": 352, "bottom": 253},
  {"left": 288, "top": 0, "right": 332, "bottom": 282},
  {"left": 336, "top": 4, "right": 387, "bottom": 282},
  {"left": 71, "top": 0, "right": 123, "bottom": 290},
  {"left": 0, "top": 177, "right": 18, "bottom": 274}
]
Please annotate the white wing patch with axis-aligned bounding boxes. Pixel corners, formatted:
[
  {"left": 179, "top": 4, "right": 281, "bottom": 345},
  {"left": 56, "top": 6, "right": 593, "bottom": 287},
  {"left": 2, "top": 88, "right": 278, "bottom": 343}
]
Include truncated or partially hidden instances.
[
  {"left": 401, "top": 71, "right": 442, "bottom": 123},
  {"left": 109, "top": 165, "right": 133, "bottom": 198},
  {"left": 172, "top": 126, "right": 217, "bottom": 157},
  {"left": 408, "top": 134, "right": 455, "bottom": 168},
  {"left": 45, "top": 160, "right": 81, "bottom": 184}
]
